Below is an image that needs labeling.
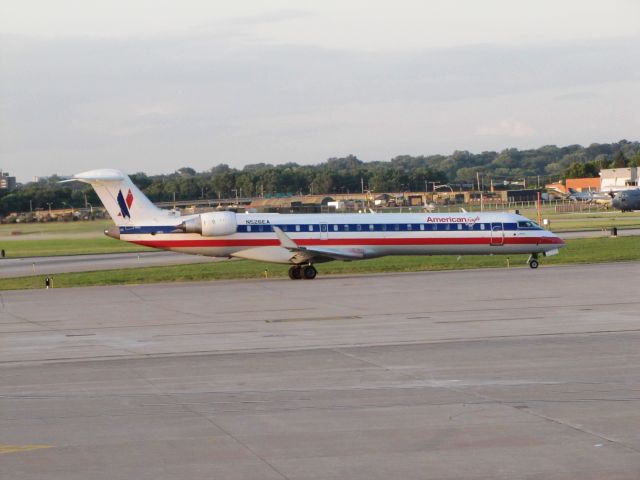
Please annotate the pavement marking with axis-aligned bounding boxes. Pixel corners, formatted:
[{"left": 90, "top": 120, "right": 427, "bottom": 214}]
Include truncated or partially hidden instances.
[
  {"left": 0, "top": 444, "right": 54, "bottom": 455},
  {"left": 266, "top": 315, "right": 361, "bottom": 323}
]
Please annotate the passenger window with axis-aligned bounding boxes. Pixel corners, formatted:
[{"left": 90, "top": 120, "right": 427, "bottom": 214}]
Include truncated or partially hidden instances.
[
  {"left": 309, "top": 225, "right": 314, "bottom": 232},
  {"left": 356, "top": 224, "right": 362, "bottom": 231},
  {"left": 457, "top": 224, "right": 462, "bottom": 230},
  {"left": 344, "top": 224, "right": 349, "bottom": 231},
  {"left": 295, "top": 225, "right": 300, "bottom": 232},
  {"left": 246, "top": 225, "right": 251, "bottom": 232},
  {"left": 333, "top": 225, "right": 338, "bottom": 232},
  {"left": 369, "top": 224, "right": 374, "bottom": 231},
  {"left": 407, "top": 224, "right": 412, "bottom": 231},
  {"left": 382, "top": 225, "right": 387, "bottom": 231},
  {"left": 420, "top": 224, "right": 425, "bottom": 231},
  {"left": 394, "top": 224, "right": 400, "bottom": 231}
]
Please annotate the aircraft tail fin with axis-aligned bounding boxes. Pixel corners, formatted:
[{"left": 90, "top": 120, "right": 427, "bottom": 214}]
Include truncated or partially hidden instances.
[{"left": 67, "top": 169, "right": 173, "bottom": 226}]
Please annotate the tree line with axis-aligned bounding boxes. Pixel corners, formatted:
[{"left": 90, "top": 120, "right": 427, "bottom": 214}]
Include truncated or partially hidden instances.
[{"left": 1, "top": 140, "right": 639, "bottom": 216}]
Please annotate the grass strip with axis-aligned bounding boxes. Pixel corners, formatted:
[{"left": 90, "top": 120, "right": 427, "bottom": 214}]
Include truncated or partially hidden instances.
[
  {"left": 0, "top": 220, "right": 113, "bottom": 236},
  {"left": 0, "top": 236, "right": 638, "bottom": 290},
  {"left": 0, "top": 237, "right": 152, "bottom": 257}
]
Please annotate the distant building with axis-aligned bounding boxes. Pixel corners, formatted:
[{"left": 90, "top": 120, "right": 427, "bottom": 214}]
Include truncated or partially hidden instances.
[
  {"left": 0, "top": 171, "right": 16, "bottom": 190},
  {"left": 566, "top": 177, "right": 601, "bottom": 192},
  {"left": 600, "top": 167, "right": 639, "bottom": 191},
  {"left": 545, "top": 182, "right": 568, "bottom": 194}
]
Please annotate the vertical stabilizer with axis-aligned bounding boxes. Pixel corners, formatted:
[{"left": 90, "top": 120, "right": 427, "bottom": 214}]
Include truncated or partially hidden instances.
[{"left": 70, "top": 169, "right": 172, "bottom": 226}]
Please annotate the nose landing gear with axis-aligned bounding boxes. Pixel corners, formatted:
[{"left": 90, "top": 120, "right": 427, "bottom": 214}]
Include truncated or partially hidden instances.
[
  {"left": 527, "top": 253, "right": 539, "bottom": 269},
  {"left": 288, "top": 265, "right": 317, "bottom": 280}
]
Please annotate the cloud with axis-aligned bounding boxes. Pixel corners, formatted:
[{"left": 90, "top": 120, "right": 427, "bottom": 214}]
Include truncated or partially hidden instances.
[
  {"left": 554, "top": 91, "right": 599, "bottom": 102},
  {"left": 1, "top": 32, "right": 639, "bottom": 180},
  {"left": 476, "top": 120, "right": 537, "bottom": 138}
]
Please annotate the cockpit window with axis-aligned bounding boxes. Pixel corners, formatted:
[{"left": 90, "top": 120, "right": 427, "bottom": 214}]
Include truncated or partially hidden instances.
[{"left": 517, "top": 221, "right": 542, "bottom": 230}]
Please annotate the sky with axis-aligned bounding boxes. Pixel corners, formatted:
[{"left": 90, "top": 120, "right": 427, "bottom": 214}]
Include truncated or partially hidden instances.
[{"left": 1, "top": 0, "right": 639, "bottom": 182}]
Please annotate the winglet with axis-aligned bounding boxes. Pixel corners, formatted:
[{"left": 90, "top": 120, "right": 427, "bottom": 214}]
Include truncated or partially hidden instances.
[{"left": 272, "top": 226, "right": 299, "bottom": 249}]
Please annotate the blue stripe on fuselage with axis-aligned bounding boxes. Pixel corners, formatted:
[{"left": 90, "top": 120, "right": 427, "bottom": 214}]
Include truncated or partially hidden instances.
[
  {"left": 119, "top": 226, "right": 178, "bottom": 234},
  {"left": 118, "top": 222, "right": 538, "bottom": 235}
]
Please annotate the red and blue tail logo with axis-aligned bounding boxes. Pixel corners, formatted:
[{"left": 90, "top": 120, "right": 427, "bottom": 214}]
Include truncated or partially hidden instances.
[{"left": 117, "top": 189, "right": 134, "bottom": 218}]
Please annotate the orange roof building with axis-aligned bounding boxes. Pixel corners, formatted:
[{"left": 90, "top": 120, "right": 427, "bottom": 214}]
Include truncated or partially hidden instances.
[{"left": 566, "top": 177, "right": 601, "bottom": 192}]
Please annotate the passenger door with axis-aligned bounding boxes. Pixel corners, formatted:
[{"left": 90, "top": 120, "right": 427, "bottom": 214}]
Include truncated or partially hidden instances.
[
  {"left": 490, "top": 222, "right": 504, "bottom": 246},
  {"left": 320, "top": 223, "right": 328, "bottom": 240}
]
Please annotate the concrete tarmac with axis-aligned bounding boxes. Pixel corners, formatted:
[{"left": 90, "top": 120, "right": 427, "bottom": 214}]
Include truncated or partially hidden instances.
[{"left": 2, "top": 263, "right": 640, "bottom": 479}]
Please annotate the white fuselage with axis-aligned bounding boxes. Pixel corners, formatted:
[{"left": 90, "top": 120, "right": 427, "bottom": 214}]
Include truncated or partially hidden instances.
[{"left": 118, "top": 212, "right": 564, "bottom": 263}]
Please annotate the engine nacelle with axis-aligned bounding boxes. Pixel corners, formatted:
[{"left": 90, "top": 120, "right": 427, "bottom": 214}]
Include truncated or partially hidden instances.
[{"left": 177, "top": 211, "right": 237, "bottom": 237}]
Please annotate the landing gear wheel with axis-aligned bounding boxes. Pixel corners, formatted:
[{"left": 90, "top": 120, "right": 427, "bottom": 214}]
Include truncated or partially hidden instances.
[
  {"left": 529, "top": 259, "right": 539, "bottom": 269},
  {"left": 302, "top": 265, "right": 317, "bottom": 280},
  {"left": 288, "top": 265, "right": 302, "bottom": 280}
]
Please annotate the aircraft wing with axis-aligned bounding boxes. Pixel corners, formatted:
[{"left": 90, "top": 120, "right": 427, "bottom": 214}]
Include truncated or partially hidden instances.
[
  {"left": 272, "top": 226, "right": 365, "bottom": 262},
  {"left": 292, "top": 245, "right": 365, "bottom": 262}
]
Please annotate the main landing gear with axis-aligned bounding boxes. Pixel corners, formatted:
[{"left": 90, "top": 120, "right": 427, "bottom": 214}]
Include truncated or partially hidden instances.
[
  {"left": 527, "top": 253, "right": 539, "bottom": 269},
  {"left": 288, "top": 265, "right": 317, "bottom": 280}
]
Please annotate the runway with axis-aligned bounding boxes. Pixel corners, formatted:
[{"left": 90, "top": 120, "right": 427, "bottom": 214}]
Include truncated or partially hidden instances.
[{"left": 2, "top": 263, "right": 640, "bottom": 479}]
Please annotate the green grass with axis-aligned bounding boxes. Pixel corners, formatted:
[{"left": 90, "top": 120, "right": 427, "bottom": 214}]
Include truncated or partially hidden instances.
[
  {"left": 0, "top": 219, "right": 113, "bottom": 237},
  {"left": 1, "top": 236, "right": 638, "bottom": 291},
  {"left": 0, "top": 237, "right": 152, "bottom": 257},
  {"left": 531, "top": 214, "right": 640, "bottom": 232}
]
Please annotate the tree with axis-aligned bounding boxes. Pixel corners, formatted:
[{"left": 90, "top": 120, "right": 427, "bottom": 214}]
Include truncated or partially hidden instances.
[
  {"left": 176, "top": 167, "right": 196, "bottom": 176},
  {"left": 612, "top": 150, "right": 628, "bottom": 168},
  {"left": 562, "top": 161, "right": 599, "bottom": 180},
  {"left": 235, "top": 174, "right": 254, "bottom": 197}
]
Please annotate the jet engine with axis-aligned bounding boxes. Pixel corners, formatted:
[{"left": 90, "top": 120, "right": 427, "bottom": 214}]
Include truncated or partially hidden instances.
[{"left": 176, "top": 211, "right": 237, "bottom": 236}]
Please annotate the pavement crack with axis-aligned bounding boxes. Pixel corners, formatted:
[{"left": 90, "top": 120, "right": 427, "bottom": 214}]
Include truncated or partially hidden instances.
[
  {"left": 521, "top": 408, "right": 640, "bottom": 454},
  {"left": 183, "top": 407, "right": 291, "bottom": 480},
  {"left": 126, "top": 367, "right": 291, "bottom": 480}
]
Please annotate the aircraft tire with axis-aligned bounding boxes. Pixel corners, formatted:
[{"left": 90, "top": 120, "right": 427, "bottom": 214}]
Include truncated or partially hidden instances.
[
  {"left": 529, "top": 259, "right": 539, "bottom": 269},
  {"left": 288, "top": 265, "right": 302, "bottom": 280},
  {"left": 302, "top": 265, "right": 317, "bottom": 280}
]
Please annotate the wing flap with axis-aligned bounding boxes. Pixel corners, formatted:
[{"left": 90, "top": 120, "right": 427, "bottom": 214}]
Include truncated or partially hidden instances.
[{"left": 298, "top": 246, "right": 365, "bottom": 261}]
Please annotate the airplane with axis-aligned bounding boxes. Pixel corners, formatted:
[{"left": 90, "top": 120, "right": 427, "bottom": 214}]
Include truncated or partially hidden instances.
[
  {"left": 611, "top": 189, "right": 640, "bottom": 212},
  {"left": 567, "top": 189, "right": 612, "bottom": 204},
  {"left": 68, "top": 169, "right": 565, "bottom": 279}
]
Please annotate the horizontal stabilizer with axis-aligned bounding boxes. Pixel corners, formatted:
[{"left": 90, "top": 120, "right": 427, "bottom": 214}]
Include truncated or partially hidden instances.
[{"left": 66, "top": 169, "right": 171, "bottom": 226}]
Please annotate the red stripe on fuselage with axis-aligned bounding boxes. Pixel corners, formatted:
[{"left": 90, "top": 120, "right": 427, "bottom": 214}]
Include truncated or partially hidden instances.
[{"left": 128, "top": 236, "right": 564, "bottom": 248}]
